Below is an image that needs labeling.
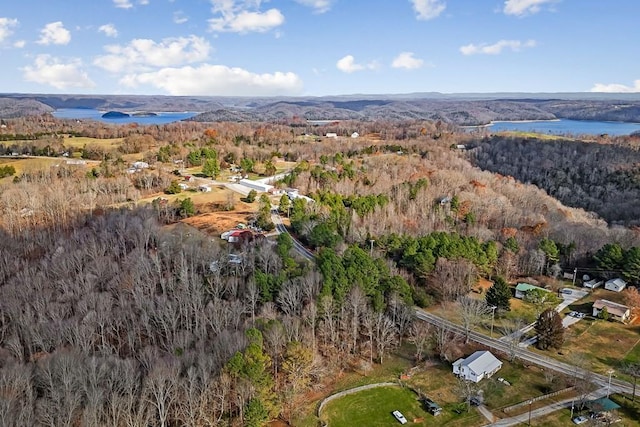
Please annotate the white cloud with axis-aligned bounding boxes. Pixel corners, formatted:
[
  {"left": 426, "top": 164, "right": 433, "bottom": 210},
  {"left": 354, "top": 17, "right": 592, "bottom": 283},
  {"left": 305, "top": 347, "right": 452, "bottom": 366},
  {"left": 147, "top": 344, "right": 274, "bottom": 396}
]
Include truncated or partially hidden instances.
[
  {"left": 13, "top": 40, "right": 26, "bottom": 48},
  {"left": 591, "top": 80, "right": 640, "bottom": 93},
  {"left": 120, "top": 64, "right": 303, "bottom": 96},
  {"left": 503, "top": 0, "right": 558, "bottom": 16},
  {"left": 113, "top": 0, "right": 133, "bottom": 9},
  {"left": 94, "top": 35, "right": 211, "bottom": 73},
  {"left": 336, "top": 55, "right": 362, "bottom": 73},
  {"left": 139, "top": 0, "right": 149, "bottom": 4},
  {"left": 294, "top": 0, "right": 334, "bottom": 14},
  {"left": 460, "top": 39, "right": 536, "bottom": 55},
  {"left": 411, "top": 0, "right": 446, "bottom": 20},
  {"left": 391, "top": 52, "right": 424, "bottom": 70},
  {"left": 37, "top": 21, "right": 71, "bottom": 45},
  {"left": 22, "top": 55, "right": 95, "bottom": 90},
  {"left": 208, "top": 0, "right": 284, "bottom": 33},
  {"left": 0, "top": 18, "right": 18, "bottom": 43},
  {"left": 98, "top": 24, "right": 118, "bottom": 38},
  {"left": 336, "top": 55, "right": 378, "bottom": 73},
  {"left": 173, "top": 11, "right": 189, "bottom": 24}
]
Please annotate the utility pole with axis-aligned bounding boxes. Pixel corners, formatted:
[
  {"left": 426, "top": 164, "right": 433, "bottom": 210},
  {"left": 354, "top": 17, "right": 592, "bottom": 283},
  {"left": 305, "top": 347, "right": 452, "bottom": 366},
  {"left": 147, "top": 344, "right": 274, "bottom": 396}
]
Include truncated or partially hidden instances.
[
  {"left": 607, "top": 369, "right": 614, "bottom": 398},
  {"left": 369, "top": 239, "right": 375, "bottom": 257},
  {"left": 490, "top": 306, "right": 497, "bottom": 338},
  {"left": 570, "top": 399, "right": 575, "bottom": 419},
  {"left": 528, "top": 399, "right": 533, "bottom": 426},
  {"left": 572, "top": 268, "right": 577, "bottom": 286}
]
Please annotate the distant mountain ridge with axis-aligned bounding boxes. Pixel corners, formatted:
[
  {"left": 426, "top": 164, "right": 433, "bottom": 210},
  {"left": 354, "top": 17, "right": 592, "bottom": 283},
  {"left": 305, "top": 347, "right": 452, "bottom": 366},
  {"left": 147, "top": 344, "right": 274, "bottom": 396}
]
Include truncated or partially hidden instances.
[{"left": 2, "top": 92, "right": 640, "bottom": 125}]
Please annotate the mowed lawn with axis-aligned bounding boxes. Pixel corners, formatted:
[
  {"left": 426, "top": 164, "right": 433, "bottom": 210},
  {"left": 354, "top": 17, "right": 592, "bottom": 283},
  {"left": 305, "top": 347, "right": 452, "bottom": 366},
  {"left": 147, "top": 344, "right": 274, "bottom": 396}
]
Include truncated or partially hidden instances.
[{"left": 322, "top": 385, "right": 437, "bottom": 427}]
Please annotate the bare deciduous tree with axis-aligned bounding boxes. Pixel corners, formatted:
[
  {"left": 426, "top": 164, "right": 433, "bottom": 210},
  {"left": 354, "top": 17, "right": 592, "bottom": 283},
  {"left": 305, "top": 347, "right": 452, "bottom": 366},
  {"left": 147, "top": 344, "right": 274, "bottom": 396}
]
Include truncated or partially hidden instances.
[
  {"left": 457, "top": 296, "right": 491, "bottom": 343},
  {"left": 408, "top": 321, "right": 432, "bottom": 363}
]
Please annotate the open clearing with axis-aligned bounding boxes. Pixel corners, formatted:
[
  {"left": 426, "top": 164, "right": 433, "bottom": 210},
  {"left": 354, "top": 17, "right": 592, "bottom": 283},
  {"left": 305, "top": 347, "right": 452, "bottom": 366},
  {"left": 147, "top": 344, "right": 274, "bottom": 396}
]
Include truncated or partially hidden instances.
[
  {"left": 0, "top": 156, "right": 97, "bottom": 178},
  {"left": 320, "top": 384, "right": 481, "bottom": 427},
  {"left": 61, "top": 136, "right": 124, "bottom": 150},
  {"left": 136, "top": 186, "right": 258, "bottom": 235}
]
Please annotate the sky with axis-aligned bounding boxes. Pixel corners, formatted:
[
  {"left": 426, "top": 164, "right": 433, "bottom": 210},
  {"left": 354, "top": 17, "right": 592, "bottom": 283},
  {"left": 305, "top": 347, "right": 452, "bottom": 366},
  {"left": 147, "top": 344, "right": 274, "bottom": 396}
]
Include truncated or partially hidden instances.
[{"left": 0, "top": 0, "right": 638, "bottom": 97}]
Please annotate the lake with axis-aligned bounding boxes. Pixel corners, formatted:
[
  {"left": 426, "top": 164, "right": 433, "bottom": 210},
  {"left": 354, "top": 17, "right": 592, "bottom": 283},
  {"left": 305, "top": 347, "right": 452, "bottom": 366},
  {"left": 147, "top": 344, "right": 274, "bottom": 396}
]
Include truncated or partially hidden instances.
[
  {"left": 52, "top": 108, "right": 198, "bottom": 125},
  {"left": 486, "top": 119, "right": 640, "bottom": 136}
]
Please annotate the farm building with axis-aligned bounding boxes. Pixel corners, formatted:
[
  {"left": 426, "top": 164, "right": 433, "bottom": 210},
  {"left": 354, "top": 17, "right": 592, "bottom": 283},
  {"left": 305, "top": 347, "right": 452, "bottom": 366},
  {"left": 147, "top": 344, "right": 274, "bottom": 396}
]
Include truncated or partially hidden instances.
[{"left": 238, "top": 179, "right": 274, "bottom": 193}]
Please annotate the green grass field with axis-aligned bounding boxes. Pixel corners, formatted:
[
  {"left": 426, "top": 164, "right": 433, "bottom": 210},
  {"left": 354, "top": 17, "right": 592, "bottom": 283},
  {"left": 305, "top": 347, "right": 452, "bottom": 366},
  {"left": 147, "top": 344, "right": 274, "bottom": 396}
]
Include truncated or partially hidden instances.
[{"left": 321, "top": 384, "right": 482, "bottom": 427}]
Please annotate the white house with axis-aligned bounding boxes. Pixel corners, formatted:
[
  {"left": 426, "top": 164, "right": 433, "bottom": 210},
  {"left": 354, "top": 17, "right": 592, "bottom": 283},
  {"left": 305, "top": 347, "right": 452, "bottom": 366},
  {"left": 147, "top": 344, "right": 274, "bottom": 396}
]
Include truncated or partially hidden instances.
[
  {"left": 351, "top": 132, "right": 359, "bottom": 138},
  {"left": 593, "top": 299, "right": 631, "bottom": 322},
  {"left": 325, "top": 132, "right": 337, "bottom": 138},
  {"left": 178, "top": 183, "right": 190, "bottom": 190},
  {"left": 605, "top": 278, "right": 627, "bottom": 293},
  {"left": 453, "top": 351, "right": 502, "bottom": 383},
  {"left": 198, "top": 185, "right": 211, "bottom": 192},
  {"left": 584, "top": 279, "right": 603, "bottom": 289}
]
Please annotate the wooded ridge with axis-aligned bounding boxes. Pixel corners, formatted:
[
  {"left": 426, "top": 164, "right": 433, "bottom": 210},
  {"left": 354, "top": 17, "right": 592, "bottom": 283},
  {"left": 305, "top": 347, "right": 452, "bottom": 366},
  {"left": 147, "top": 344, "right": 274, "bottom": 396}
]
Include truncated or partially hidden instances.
[{"left": 3, "top": 93, "right": 640, "bottom": 125}]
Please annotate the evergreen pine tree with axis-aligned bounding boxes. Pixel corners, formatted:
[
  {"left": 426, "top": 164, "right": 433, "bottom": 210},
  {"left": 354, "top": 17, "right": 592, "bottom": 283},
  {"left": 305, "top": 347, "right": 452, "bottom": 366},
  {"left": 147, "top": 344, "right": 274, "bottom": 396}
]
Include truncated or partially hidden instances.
[
  {"left": 485, "top": 276, "right": 511, "bottom": 312},
  {"left": 535, "top": 308, "right": 564, "bottom": 350}
]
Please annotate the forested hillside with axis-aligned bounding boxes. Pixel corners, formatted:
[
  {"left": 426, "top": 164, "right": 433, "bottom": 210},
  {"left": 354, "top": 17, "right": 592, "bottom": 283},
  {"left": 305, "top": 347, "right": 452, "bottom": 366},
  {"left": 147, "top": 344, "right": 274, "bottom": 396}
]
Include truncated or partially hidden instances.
[
  {"left": 4, "top": 93, "right": 640, "bottom": 125},
  {"left": 2, "top": 115, "right": 640, "bottom": 426},
  {"left": 470, "top": 135, "right": 640, "bottom": 225}
]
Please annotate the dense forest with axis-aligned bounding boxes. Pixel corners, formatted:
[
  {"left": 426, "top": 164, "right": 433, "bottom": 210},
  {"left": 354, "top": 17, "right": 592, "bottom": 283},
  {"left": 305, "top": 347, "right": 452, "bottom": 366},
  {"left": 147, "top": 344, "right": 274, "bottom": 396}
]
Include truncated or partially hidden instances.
[
  {"left": 470, "top": 135, "right": 640, "bottom": 225},
  {"left": 2, "top": 113, "right": 640, "bottom": 425}
]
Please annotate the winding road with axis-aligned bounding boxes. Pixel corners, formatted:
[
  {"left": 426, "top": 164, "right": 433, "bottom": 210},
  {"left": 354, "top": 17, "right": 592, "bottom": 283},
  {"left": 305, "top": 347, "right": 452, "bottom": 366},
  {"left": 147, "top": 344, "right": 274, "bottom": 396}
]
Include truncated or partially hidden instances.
[{"left": 270, "top": 209, "right": 315, "bottom": 261}]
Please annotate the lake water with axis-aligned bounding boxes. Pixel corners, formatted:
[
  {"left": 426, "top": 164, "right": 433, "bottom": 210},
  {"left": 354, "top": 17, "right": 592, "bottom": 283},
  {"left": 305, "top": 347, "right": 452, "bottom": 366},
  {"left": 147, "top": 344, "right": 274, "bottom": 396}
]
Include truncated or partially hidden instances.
[
  {"left": 486, "top": 119, "right": 640, "bottom": 136},
  {"left": 52, "top": 108, "right": 198, "bottom": 125}
]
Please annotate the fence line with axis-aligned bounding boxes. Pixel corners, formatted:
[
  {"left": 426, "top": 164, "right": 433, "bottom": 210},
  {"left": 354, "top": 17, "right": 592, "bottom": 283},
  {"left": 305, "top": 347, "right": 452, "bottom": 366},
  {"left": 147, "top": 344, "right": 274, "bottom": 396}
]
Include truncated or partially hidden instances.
[{"left": 502, "top": 386, "right": 575, "bottom": 413}]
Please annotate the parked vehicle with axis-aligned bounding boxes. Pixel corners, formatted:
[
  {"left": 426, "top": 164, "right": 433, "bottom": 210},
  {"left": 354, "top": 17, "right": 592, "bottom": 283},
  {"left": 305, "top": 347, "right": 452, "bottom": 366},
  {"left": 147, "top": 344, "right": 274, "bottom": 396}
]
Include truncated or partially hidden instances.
[
  {"left": 392, "top": 410, "right": 408, "bottom": 424},
  {"left": 573, "top": 415, "right": 588, "bottom": 424}
]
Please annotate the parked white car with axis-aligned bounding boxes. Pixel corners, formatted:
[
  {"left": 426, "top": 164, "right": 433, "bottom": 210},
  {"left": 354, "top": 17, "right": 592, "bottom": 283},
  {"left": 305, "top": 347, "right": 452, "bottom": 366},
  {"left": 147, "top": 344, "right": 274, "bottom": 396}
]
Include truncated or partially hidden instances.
[
  {"left": 392, "top": 410, "right": 408, "bottom": 425},
  {"left": 573, "top": 415, "right": 588, "bottom": 424}
]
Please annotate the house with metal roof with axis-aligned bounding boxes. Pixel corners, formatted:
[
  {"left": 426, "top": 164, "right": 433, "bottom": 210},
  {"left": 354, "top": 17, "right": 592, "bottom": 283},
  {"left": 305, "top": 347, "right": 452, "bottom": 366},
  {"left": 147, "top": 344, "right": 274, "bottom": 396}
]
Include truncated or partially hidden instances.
[
  {"left": 452, "top": 350, "right": 502, "bottom": 383},
  {"left": 514, "top": 283, "right": 549, "bottom": 299}
]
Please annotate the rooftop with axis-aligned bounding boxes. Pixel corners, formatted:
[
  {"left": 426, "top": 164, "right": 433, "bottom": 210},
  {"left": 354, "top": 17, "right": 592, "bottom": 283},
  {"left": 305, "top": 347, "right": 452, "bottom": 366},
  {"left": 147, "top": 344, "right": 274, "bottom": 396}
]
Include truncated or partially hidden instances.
[
  {"left": 593, "top": 299, "right": 630, "bottom": 317},
  {"left": 515, "top": 283, "right": 548, "bottom": 292}
]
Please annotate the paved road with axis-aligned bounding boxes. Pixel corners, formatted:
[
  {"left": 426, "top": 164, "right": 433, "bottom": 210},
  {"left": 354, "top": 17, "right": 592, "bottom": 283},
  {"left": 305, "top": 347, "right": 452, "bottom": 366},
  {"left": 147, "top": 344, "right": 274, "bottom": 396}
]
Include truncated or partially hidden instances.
[
  {"left": 415, "top": 309, "right": 638, "bottom": 398},
  {"left": 271, "top": 209, "right": 315, "bottom": 261},
  {"left": 503, "top": 288, "right": 590, "bottom": 348},
  {"left": 486, "top": 388, "right": 607, "bottom": 426}
]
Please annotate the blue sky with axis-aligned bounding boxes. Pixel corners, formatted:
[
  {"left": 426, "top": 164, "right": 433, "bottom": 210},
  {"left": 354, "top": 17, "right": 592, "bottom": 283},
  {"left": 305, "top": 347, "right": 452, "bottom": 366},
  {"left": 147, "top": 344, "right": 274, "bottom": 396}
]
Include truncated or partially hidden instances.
[{"left": 0, "top": 0, "right": 638, "bottom": 96}]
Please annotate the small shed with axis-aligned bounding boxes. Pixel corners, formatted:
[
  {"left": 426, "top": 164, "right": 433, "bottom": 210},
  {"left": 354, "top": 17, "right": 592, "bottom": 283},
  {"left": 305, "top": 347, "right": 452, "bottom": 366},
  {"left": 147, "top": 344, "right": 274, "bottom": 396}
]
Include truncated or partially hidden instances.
[
  {"left": 584, "top": 278, "right": 603, "bottom": 289},
  {"left": 605, "top": 278, "right": 627, "bottom": 292},
  {"left": 586, "top": 397, "right": 621, "bottom": 415}
]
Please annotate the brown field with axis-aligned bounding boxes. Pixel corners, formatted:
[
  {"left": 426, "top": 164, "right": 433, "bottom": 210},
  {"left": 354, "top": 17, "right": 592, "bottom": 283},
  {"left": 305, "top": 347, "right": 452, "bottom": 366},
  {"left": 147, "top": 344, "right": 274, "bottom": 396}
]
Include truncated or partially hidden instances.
[
  {"left": 61, "top": 136, "right": 124, "bottom": 150},
  {"left": 137, "top": 187, "right": 259, "bottom": 236},
  {"left": 0, "top": 157, "right": 99, "bottom": 179}
]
